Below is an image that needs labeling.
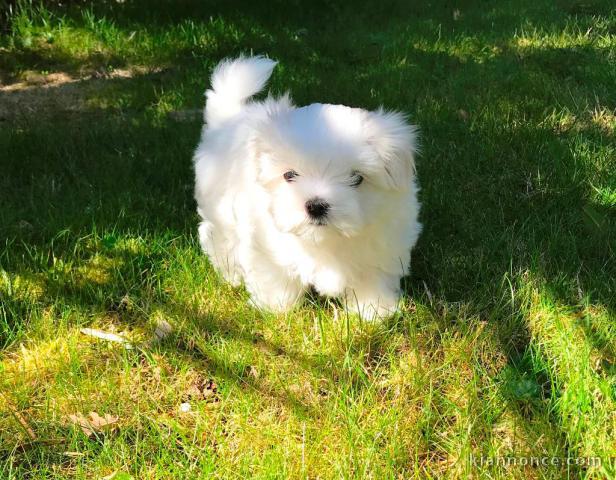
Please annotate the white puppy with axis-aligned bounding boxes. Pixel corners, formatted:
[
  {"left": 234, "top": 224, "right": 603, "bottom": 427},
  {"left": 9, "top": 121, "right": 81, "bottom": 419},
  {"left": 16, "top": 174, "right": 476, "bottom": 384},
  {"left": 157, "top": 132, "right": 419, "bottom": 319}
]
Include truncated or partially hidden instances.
[{"left": 194, "top": 56, "right": 421, "bottom": 319}]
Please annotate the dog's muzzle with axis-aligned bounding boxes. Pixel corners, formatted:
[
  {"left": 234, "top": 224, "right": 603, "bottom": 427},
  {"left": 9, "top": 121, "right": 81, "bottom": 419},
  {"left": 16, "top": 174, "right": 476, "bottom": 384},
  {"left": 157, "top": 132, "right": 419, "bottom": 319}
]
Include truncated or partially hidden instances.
[{"left": 305, "top": 197, "right": 329, "bottom": 225}]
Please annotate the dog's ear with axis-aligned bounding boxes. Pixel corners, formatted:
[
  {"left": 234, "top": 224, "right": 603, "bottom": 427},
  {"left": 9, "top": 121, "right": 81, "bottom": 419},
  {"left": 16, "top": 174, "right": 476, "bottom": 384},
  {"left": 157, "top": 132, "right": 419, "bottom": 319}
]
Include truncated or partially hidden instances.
[
  {"left": 250, "top": 120, "right": 287, "bottom": 185},
  {"left": 249, "top": 98, "right": 296, "bottom": 183},
  {"left": 249, "top": 131, "right": 274, "bottom": 183},
  {"left": 361, "top": 109, "right": 418, "bottom": 191}
]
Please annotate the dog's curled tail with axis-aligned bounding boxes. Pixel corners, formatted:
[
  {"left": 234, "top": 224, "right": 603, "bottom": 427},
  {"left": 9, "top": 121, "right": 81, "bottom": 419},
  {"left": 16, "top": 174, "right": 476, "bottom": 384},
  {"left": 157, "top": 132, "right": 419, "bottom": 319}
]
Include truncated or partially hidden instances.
[{"left": 205, "top": 56, "right": 277, "bottom": 127}]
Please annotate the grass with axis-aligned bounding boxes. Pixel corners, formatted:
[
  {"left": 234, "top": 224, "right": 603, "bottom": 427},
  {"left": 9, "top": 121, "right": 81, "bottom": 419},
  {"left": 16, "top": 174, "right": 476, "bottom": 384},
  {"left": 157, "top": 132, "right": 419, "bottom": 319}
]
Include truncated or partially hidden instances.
[{"left": 0, "top": 0, "right": 614, "bottom": 478}]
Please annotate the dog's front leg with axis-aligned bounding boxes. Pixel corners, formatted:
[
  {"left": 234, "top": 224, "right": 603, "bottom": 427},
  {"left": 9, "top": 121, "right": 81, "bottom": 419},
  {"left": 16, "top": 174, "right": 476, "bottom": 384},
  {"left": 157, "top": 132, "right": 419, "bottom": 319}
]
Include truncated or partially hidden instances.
[
  {"left": 243, "top": 257, "right": 304, "bottom": 313},
  {"left": 344, "top": 272, "right": 401, "bottom": 320},
  {"left": 247, "top": 278, "right": 304, "bottom": 313}
]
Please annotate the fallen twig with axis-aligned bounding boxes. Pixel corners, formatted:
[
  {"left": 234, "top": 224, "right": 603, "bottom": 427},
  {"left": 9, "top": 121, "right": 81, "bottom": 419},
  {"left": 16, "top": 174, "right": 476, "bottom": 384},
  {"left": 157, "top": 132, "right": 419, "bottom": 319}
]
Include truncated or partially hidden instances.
[{"left": 1, "top": 392, "right": 36, "bottom": 441}]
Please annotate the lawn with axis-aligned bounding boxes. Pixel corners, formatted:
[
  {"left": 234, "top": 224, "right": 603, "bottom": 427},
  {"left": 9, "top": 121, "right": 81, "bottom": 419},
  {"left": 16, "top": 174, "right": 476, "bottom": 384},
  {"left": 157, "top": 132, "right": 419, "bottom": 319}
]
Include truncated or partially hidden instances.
[{"left": 0, "top": 0, "right": 614, "bottom": 478}]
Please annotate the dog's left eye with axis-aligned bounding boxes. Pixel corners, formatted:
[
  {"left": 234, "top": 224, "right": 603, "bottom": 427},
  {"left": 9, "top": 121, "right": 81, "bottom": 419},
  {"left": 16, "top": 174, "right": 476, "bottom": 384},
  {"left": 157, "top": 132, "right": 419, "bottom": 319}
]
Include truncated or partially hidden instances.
[
  {"left": 350, "top": 171, "right": 364, "bottom": 187},
  {"left": 283, "top": 170, "right": 298, "bottom": 182}
]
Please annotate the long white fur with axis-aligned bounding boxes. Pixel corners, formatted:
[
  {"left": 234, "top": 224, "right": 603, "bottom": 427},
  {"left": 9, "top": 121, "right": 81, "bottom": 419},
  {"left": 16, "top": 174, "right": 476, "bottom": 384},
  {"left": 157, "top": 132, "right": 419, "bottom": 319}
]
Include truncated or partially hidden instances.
[
  {"left": 204, "top": 56, "right": 278, "bottom": 127},
  {"left": 194, "top": 56, "right": 421, "bottom": 320}
]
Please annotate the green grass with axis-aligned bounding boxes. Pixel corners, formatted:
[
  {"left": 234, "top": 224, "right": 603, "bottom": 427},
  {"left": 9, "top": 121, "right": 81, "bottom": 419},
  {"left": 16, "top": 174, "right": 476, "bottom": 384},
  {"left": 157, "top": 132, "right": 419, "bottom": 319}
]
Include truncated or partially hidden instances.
[{"left": 1, "top": 0, "right": 615, "bottom": 478}]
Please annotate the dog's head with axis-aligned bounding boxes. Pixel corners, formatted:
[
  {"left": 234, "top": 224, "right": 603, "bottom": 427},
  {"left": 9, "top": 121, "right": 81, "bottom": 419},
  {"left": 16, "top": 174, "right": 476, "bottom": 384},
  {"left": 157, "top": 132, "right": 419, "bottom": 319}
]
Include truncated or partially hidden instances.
[{"left": 253, "top": 103, "right": 417, "bottom": 241}]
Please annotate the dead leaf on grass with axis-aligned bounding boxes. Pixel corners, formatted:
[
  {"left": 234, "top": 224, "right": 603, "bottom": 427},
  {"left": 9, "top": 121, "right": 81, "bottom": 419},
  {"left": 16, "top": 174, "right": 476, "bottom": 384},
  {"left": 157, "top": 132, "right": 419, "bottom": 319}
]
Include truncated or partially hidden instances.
[
  {"left": 182, "top": 377, "right": 219, "bottom": 402},
  {"left": 67, "top": 411, "right": 119, "bottom": 438}
]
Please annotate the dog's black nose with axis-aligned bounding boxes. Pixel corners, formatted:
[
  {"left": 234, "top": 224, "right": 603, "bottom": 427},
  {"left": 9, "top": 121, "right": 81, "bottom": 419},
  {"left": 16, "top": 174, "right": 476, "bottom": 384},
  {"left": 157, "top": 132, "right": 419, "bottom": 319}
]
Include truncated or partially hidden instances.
[{"left": 305, "top": 198, "right": 330, "bottom": 219}]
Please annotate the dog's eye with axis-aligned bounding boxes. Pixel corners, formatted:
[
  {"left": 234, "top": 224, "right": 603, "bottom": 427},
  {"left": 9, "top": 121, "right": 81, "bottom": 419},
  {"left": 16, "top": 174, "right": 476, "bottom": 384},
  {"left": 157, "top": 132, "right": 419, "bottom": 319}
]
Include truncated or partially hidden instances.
[
  {"left": 350, "top": 171, "right": 364, "bottom": 187},
  {"left": 283, "top": 170, "right": 298, "bottom": 182}
]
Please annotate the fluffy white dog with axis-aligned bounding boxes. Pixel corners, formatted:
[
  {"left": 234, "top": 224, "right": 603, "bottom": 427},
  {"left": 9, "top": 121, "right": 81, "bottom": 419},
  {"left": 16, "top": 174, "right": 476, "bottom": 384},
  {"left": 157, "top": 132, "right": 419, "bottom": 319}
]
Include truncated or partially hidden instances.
[{"left": 194, "top": 56, "right": 421, "bottom": 319}]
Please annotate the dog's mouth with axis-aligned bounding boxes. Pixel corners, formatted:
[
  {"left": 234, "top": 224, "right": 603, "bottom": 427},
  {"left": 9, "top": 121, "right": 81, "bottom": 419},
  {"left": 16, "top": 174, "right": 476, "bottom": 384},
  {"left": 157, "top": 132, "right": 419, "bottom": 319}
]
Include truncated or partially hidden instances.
[
  {"left": 287, "top": 218, "right": 331, "bottom": 241},
  {"left": 308, "top": 218, "right": 328, "bottom": 227}
]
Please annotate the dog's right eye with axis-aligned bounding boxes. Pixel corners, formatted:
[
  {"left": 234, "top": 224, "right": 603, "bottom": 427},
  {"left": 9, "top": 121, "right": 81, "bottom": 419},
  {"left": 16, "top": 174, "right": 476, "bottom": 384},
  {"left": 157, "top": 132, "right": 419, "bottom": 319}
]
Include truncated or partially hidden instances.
[{"left": 283, "top": 170, "right": 298, "bottom": 182}]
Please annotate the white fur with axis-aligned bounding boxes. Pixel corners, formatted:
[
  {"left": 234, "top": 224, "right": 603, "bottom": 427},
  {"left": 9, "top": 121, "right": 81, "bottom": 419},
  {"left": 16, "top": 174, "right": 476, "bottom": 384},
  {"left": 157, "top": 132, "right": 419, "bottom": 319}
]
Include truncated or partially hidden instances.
[{"left": 194, "top": 56, "right": 421, "bottom": 320}]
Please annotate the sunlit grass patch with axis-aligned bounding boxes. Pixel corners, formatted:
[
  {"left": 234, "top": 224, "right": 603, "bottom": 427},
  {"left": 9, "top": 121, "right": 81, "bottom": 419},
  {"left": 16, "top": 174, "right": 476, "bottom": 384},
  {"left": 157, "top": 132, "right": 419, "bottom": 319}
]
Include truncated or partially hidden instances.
[{"left": 523, "top": 281, "right": 615, "bottom": 462}]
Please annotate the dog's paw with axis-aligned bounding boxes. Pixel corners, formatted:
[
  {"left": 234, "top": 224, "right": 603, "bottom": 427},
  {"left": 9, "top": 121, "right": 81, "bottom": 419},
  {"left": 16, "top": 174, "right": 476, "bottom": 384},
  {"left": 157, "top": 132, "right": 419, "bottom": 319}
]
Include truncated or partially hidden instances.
[
  {"left": 221, "top": 268, "right": 243, "bottom": 288},
  {"left": 346, "top": 299, "right": 399, "bottom": 321},
  {"left": 343, "top": 285, "right": 400, "bottom": 321},
  {"left": 312, "top": 268, "right": 345, "bottom": 297},
  {"left": 247, "top": 285, "right": 304, "bottom": 314},
  {"left": 247, "top": 296, "right": 295, "bottom": 314}
]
